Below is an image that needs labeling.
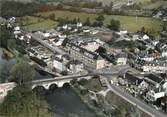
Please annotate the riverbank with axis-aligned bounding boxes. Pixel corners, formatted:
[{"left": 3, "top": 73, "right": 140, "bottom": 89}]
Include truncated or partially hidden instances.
[
  {"left": 46, "top": 87, "right": 97, "bottom": 117},
  {"left": 72, "top": 77, "right": 152, "bottom": 117},
  {"left": 1, "top": 48, "right": 15, "bottom": 59},
  {"left": 72, "top": 78, "right": 109, "bottom": 117}
]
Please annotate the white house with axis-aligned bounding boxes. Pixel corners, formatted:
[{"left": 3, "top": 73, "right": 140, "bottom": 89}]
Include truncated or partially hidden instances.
[
  {"left": 53, "top": 58, "right": 66, "bottom": 72},
  {"left": 138, "top": 80, "right": 149, "bottom": 91},
  {"left": 146, "top": 90, "right": 165, "bottom": 102},
  {"left": 140, "top": 56, "right": 154, "bottom": 62},
  {"left": 77, "top": 22, "right": 82, "bottom": 27},
  {"left": 62, "top": 25, "right": 68, "bottom": 29},
  {"left": 43, "top": 32, "right": 50, "bottom": 38},
  {"left": 142, "top": 64, "right": 167, "bottom": 73},
  {"left": 14, "top": 26, "right": 20, "bottom": 31},
  {"left": 142, "top": 60, "right": 167, "bottom": 73},
  {"left": 69, "top": 61, "right": 84, "bottom": 73},
  {"left": 19, "top": 36, "right": 24, "bottom": 41},
  {"left": 142, "top": 34, "right": 149, "bottom": 40},
  {"left": 132, "top": 35, "right": 139, "bottom": 41},
  {"left": 161, "top": 48, "right": 167, "bottom": 57},
  {"left": 116, "top": 53, "right": 127, "bottom": 65}
]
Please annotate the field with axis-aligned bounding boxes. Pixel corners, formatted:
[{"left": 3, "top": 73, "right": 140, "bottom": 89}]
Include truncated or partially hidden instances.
[
  {"left": 17, "top": 16, "right": 57, "bottom": 31},
  {"left": 37, "top": 10, "right": 163, "bottom": 35},
  {"left": 142, "top": 1, "right": 167, "bottom": 9},
  {"left": 94, "top": 0, "right": 167, "bottom": 9},
  {"left": 94, "top": 0, "right": 151, "bottom": 5},
  {"left": 18, "top": 10, "right": 163, "bottom": 35}
]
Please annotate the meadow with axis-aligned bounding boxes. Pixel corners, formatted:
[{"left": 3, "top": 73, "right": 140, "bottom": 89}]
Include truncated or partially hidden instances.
[
  {"left": 17, "top": 16, "right": 57, "bottom": 31},
  {"left": 18, "top": 10, "right": 163, "bottom": 36},
  {"left": 37, "top": 10, "right": 163, "bottom": 35}
]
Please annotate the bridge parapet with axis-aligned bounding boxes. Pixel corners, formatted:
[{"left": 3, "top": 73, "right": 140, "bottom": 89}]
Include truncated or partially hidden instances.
[
  {"left": 0, "top": 82, "right": 16, "bottom": 102},
  {"left": 32, "top": 78, "right": 72, "bottom": 90}
]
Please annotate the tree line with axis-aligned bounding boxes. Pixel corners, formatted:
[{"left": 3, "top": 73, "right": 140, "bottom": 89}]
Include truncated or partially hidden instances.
[
  {"left": 0, "top": 1, "right": 64, "bottom": 18},
  {"left": 56, "top": 14, "right": 120, "bottom": 31}
]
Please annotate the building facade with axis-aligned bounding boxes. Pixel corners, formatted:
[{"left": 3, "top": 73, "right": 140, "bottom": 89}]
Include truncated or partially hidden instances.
[{"left": 66, "top": 43, "right": 105, "bottom": 69}]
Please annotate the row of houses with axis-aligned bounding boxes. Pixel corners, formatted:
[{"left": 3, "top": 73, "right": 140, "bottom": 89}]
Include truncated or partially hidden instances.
[{"left": 119, "top": 72, "right": 167, "bottom": 111}]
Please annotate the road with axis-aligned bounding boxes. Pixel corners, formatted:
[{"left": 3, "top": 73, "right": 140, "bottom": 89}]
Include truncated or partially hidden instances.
[
  {"left": 103, "top": 76, "right": 166, "bottom": 117},
  {"left": 32, "top": 71, "right": 89, "bottom": 84},
  {"left": 91, "top": 65, "right": 131, "bottom": 76}
]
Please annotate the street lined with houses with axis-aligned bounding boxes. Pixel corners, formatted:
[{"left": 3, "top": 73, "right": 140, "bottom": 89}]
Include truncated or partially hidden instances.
[{"left": 104, "top": 77, "right": 166, "bottom": 117}]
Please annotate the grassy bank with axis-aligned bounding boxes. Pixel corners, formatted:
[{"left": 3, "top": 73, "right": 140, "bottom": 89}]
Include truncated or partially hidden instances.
[
  {"left": 1, "top": 48, "right": 15, "bottom": 58},
  {"left": 72, "top": 78, "right": 151, "bottom": 117}
]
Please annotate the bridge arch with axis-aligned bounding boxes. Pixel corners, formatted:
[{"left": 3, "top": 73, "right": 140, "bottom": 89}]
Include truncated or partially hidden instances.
[
  {"left": 48, "top": 83, "right": 58, "bottom": 91},
  {"left": 32, "top": 85, "right": 47, "bottom": 98},
  {"left": 63, "top": 82, "right": 71, "bottom": 88},
  {"left": 32, "top": 85, "right": 46, "bottom": 92},
  {"left": 56, "top": 80, "right": 71, "bottom": 87}
]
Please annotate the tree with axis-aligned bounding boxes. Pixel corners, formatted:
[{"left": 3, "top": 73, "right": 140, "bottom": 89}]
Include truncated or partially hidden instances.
[
  {"left": 140, "top": 26, "right": 145, "bottom": 33},
  {"left": 0, "top": 62, "right": 11, "bottom": 83},
  {"left": 61, "top": 70, "right": 68, "bottom": 76},
  {"left": 96, "top": 14, "right": 105, "bottom": 22},
  {"left": 0, "top": 25, "right": 12, "bottom": 49},
  {"left": 84, "top": 17, "right": 91, "bottom": 26},
  {"left": 103, "top": 5, "right": 112, "bottom": 14},
  {"left": 77, "top": 18, "right": 80, "bottom": 23},
  {"left": 72, "top": 18, "right": 77, "bottom": 24},
  {"left": 49, "top": 13, "right": 55, "bottom": 21},
  {"left": 94, "top": 14, "right": 105, "bottom": 27},
  {"left": 92, "top": 21, "right": 99, "bottom": 27},
  {"left": 107, "top": 19, "right": 120, "bottom": 31},
  {"left": 98, "top": 2, "right": 103, "bottom": 7},
  {"left": 57, "top": 17, "right": 69, "bottom": 26},
  {"left": 8, "top": 61, "right": 35, "bottom": 86},
  {"left": 62, "top": 38, "right": 69, "bottom": 47},
  {"left": 109, "top": 1, "right": 113, "bottom": 8},
  {"left": 0, "top": 85, "right": 51, "bottom": 117},
  {"left": 56, "top": 3, "right": 63, "bottom": 9}
]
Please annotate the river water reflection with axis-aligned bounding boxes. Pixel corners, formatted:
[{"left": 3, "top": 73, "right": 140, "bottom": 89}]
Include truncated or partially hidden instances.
[{"left": 46, "top": 87, "right": 97, "bottom": 117}]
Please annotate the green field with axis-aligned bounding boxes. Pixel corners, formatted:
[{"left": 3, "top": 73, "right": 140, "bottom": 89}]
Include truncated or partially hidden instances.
[
  {"left": 17, "top": 16, "right": 57, "bottom": 31},
  {"left": 37, "top": 10, "right": 163, "bottom": 35},
  {"left": 95, "top": 0, "right": 167, "bottom": 9},
  {"left": 142, "top": 1, "right": 167, "bottom": 9},
  {"left": 106, "top": 15, "right": 163, "bottom": 35},
  {"left": 94, "top": 0, "right": 152, "bottom": 6},
  {"left": 18, "top": 10, "right": 163, "bottom": 35}
]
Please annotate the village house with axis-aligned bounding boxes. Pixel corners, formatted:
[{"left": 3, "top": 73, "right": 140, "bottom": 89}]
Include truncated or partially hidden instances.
[
  {"left": 119, "top": 73, "right": 149, "bottom": 95},
  {"left": 144, "top": 74, "right": 167, "bottom": 106},
  {"left": 142, "top": 61, "right": 167, "bottom": 73},
  {"left": 52, "top": 54, "right": 70, "bottom": 72},
  {"left": 116, "top": 53, "right": 127, "bottom": 65},
  {"left": 161, "top": 47, "right": 167, "bottom": 57},
  {"left": 67, "top": 60, "right": 84, "bottom": 73}
]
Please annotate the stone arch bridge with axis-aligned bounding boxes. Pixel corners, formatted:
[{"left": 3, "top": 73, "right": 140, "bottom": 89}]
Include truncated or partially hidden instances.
[{"left": 0, "top": 66, "right": 132, "bottom": 101}]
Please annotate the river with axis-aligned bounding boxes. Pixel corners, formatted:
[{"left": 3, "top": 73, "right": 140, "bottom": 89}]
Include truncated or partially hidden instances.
[{"left": 0, "top": 48, "right": 97, "bottom": 117}]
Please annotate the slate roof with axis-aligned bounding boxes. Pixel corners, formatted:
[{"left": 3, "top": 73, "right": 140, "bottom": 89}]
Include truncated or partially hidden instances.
[
  {"left": 125, "top": 73, "right": 144, "bottom": 85},
  {"left": 144, "top": 74, "right": 164, "bottom": 84},
  {"left": 67, "top": 42, "right": 102, "bottom": 60}
]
